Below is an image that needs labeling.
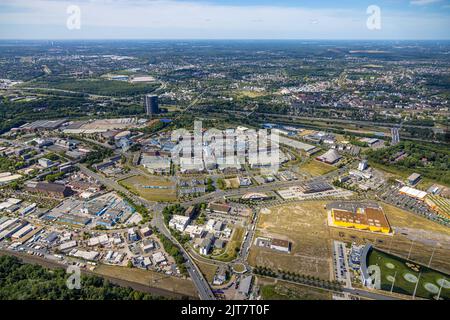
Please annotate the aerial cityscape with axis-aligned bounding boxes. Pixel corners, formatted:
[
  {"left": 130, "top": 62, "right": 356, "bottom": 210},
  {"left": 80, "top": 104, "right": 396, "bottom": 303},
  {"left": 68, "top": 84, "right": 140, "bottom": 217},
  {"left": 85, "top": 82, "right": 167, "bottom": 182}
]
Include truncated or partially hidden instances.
[{"left": 0, "top": 0, "right": 449, "bottom": 309}]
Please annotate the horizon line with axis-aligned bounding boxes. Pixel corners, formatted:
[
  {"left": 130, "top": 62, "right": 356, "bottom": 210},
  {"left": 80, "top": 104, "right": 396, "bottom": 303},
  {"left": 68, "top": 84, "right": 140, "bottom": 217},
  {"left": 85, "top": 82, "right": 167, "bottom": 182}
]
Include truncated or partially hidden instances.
[{"left": 1, "top": 38, "right": 450, "bottom": 42}]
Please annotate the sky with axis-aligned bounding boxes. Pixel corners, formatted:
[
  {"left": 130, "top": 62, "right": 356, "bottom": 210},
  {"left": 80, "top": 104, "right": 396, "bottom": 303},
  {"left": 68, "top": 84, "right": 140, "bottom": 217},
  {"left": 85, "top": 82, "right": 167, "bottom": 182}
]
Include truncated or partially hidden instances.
[{"left": 0, "top": 0, "right": 449, "bottom": 40}]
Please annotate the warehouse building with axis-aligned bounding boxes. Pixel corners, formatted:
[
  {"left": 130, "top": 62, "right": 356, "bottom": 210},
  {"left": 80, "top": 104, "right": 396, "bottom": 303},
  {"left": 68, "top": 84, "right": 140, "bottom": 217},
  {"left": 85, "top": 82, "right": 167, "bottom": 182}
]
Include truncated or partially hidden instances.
[
  {"left": 270, "top": 238, "right": 291, "bottom": 253},
  {"left": 207, "top": 202, "right": 231, "bottom": 214},
  {"left": 407, "top": 173, "right": 421, "bottom": 186},
  {"left": 316, "top": 149, "right": 341, "bottom": 164},
  {"left": 11, "top": 224, "right": 34, "bottom": 240},
  {"left": 25, "top": 182, "right": 73, "bottom": 198},
  {"left": 327, "top": 202, "right": 391, "bottom": 234},
  {"left": 399, "top": 186, "right": 427, "bottom": 200}
]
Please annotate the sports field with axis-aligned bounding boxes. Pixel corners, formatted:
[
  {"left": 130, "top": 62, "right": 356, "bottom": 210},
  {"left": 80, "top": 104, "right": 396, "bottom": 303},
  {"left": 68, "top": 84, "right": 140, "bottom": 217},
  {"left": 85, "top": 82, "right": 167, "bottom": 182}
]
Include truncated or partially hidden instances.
[
  {"left": 367, "top": 248, "right": 449, "bottom": 300},
  {"left": 120, "top": 175, "right": 177, "bottom": 202}
]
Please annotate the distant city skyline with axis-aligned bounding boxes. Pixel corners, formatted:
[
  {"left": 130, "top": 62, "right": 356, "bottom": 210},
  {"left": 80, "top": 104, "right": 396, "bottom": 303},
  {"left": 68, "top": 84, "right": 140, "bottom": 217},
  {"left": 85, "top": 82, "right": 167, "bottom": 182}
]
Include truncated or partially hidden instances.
[{"left": 0, "top": 0, "right": 449, "bottom": 40}]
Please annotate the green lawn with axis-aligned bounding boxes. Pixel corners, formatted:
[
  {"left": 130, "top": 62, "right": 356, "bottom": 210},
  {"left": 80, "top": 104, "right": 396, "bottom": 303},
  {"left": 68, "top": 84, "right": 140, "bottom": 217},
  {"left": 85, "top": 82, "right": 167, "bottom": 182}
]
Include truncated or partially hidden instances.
[
  {"left": 299, "top": 159, "right": 337, "bottom": 177},
  {"left": 119, "top": 175, "right": 177, "bottom": 202},
  {"left": 210, "top": 227, "right": 244, "bottom": 262},
  {"left": 367, "top": 248, "right": 449, "bottom": 300}
]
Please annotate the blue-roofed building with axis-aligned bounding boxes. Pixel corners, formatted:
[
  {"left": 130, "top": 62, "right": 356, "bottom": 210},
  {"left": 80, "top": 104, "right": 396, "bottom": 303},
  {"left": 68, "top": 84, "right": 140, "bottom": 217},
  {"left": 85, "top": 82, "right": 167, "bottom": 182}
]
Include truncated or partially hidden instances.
[
  {"left": 162, "top": 142, "right": 176, "bottom": 152},
  {"left": 44, "top": 232, "right": 59, "bottom": 244},
  {"left": 262, "top": 123, "right": 277, "bottom": 129}
]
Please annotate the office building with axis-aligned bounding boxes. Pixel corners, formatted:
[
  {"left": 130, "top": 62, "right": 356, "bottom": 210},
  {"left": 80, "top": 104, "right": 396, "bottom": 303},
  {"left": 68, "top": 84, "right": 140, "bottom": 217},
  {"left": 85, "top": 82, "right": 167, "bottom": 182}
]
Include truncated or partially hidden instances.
[{"left": 144, "top": 94, "right": 159, "bottom": 117}]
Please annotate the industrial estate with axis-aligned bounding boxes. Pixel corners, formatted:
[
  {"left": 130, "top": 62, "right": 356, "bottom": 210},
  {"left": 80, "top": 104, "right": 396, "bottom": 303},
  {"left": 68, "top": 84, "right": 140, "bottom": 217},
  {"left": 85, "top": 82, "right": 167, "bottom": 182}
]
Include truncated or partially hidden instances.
[{"left": 0, "top": 6, "right": 449, "bottom": 303}]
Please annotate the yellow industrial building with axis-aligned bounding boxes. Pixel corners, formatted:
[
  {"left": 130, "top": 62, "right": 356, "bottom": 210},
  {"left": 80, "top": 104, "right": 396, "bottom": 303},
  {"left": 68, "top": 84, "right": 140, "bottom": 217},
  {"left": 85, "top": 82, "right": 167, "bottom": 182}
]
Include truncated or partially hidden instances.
[{"left": 329, "top": 203, "right": 391, "bottom": 234}]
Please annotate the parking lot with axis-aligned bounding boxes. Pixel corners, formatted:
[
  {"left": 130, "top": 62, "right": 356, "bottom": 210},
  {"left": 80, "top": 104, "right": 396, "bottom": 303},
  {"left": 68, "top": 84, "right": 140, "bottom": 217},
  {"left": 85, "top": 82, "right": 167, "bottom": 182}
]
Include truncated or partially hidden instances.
[
  {"left": 332, "top": 241, "right": 352, "bottom": 288},
  {"left": 380, "top": 186, "right": 443, "bottom": 224}
]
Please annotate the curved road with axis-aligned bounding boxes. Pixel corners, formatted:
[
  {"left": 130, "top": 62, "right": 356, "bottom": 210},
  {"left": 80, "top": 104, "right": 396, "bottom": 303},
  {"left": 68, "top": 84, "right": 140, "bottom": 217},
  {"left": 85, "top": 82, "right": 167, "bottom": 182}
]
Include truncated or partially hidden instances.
[{"left": 76, "top": 163, "right": 215, "bottom": 300}]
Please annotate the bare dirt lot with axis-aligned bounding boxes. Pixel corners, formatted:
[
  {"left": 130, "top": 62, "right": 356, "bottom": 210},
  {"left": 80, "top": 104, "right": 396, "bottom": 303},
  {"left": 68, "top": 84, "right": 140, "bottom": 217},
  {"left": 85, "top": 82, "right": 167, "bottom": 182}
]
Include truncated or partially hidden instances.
[
  {"left": 248, "top": 201, "right": 333, "bottom": 280},
  {"left": 195, "top": 260, "right": 219, "bottom": 283},
  {"left": 248, "top": 201, "right": 450, "bottom": 281},
  {"left": 95, "top": 264, "right": 198, "bottom": 298}
]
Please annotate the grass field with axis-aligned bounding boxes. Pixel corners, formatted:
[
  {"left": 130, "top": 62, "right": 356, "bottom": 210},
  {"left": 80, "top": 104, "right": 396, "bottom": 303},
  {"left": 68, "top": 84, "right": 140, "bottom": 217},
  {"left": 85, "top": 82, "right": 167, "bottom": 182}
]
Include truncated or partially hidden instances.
[
  {"left": 248, "top": 201, "right": 332, "bottom": 280},
  {"left": 369, "top": 161, "right": 409, "bottom": 179},
  {"left": 416, "top": 178, "right": 437, "bottom": 191},
  {"left": 236, "top": 90, "right": 267, "bottom": 99},
  {"left": 223, "top": 177, "right": 240, "bottom": 189},
  {"left": 298, "top": 130, "right": 316, "bottom": 137},
  {"left": 233, "top": 263, "right": 246, "bottom": 273},
  {"left": 299, "top": 159, "right": 337, "bottom": 177},
  {"left": 164, "top": 105, "right": 183, "bottom": 112},
  {"left": 211, "top": 227, "right": 245, "bottom": 262},
  {"left": 120, "top": 175, "right": 177, "bottom": 202},
  {"left": 258, "top": 277, "right": 332, "bottom": 300},
  {"left": 194, "top": 261, "right": 218, "bottom": 283},
  {"left": 94, "top": 264, "right": 197, "bottom": 298},
  {"left": 367, "top": 248, "right": 449, "bottom": 300}
]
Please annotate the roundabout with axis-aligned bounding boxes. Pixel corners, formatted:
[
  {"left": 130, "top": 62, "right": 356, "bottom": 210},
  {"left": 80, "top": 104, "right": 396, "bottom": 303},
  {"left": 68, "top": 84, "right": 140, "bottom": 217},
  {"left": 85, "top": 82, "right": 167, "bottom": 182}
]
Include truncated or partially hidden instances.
[{"left": 232, "top": 263, "right": 247, "bottom": 274}]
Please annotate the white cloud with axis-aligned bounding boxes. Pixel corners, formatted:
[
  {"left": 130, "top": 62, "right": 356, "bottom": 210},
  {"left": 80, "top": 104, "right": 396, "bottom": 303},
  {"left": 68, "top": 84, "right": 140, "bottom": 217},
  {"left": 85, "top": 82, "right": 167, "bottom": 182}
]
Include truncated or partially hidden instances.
[
  {"left": 410, "top": 0, "right": 442, "bottom": 6},
  {"left": 0, "top": 0, "right": 449, "bottom": 39}
]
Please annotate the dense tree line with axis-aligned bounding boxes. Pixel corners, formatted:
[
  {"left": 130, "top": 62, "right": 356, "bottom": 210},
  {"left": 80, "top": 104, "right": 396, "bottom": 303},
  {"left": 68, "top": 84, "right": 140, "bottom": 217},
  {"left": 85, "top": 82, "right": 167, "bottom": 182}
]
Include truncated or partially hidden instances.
[
  {"left": 253, "top": 266, "right": 342, "bottom": 292},
  {"left": 0, "top": 93, "right": 148, "bottom": 135},
  {"left": 139, "top": 121, "right": 169, "bottom": 134},
  {"left": 80, "top": 147, "right": 113, "bottom": 166},
  {"left": 116, "top": 191, "right": 150, "bottom": 222},
  {"left": 155, "top": 231, "right": 187, "bottom": 275},
  {"left": 25, "top": 79, "right": 158, "bottom": 97},
  {"left": 0, "top": 96, "right": 88, "bottom": 134},
  {"left": 162, "top": 204, "right": 186, "bottom": 225},
  {"left": 0, "top": 255, "right": 163, "bottom": 300},
  {"left": 162, "top": 204, "right": 191, "bottom": 245},
  {"left": 367, "top": 141, "right": 450, "bottom": 185}
]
